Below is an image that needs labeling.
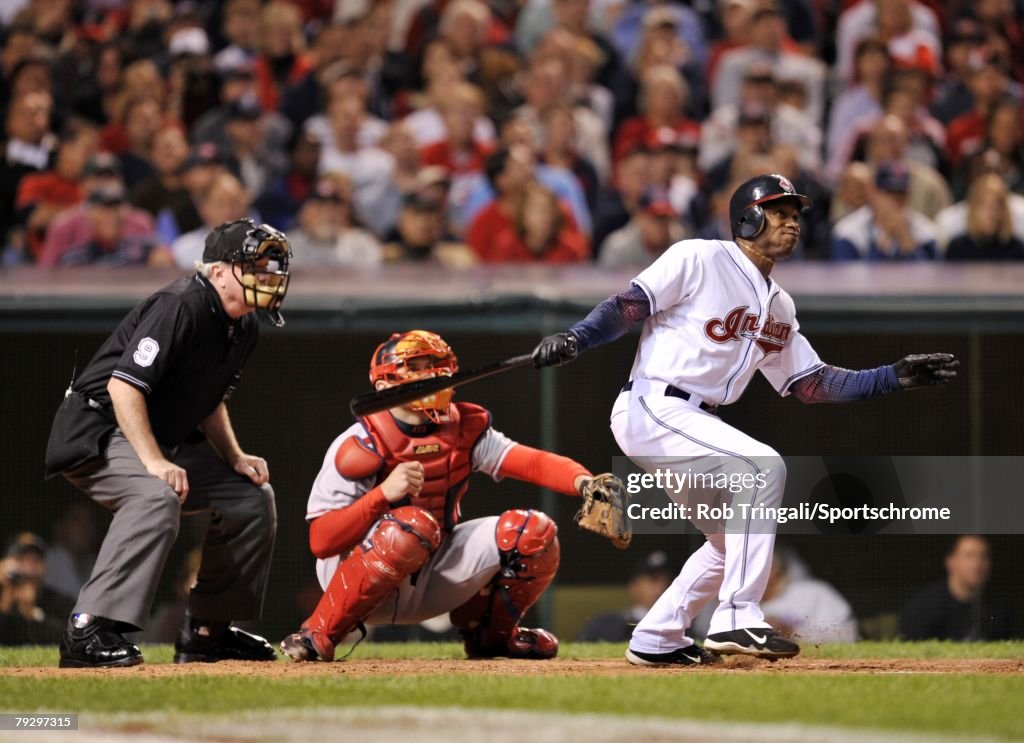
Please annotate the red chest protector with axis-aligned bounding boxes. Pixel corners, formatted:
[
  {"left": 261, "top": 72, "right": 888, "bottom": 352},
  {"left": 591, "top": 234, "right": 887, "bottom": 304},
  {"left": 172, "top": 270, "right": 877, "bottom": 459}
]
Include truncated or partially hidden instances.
[{"left": 334, "top": 402, "right": 492, "bottom": 532}]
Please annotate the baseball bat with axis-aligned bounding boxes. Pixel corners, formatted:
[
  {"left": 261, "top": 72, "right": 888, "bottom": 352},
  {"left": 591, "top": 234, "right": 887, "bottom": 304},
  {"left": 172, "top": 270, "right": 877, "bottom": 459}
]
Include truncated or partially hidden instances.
[{"left": 349, "top": 354, "right": 535, "bottom": 417}]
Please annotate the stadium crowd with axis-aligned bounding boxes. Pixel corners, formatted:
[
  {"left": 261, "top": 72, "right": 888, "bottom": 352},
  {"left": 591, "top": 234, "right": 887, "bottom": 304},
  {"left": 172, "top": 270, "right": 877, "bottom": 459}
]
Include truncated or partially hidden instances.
[{"left": 1, "top": 0, "right": 1023, "bottom": 269}]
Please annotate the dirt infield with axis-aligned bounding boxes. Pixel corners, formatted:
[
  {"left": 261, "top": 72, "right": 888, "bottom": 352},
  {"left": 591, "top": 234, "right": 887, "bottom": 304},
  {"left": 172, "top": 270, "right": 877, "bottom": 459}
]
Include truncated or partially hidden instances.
[{"left": 3, "top": 656, "right": 1022, "bottom": 677}]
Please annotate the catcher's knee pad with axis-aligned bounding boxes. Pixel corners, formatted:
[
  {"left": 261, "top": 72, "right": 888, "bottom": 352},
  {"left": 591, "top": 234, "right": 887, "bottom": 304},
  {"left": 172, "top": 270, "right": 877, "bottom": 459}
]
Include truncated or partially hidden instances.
[
  {"left": 450, "top": 509, "right": 559, "bottom": 647},
  {"left": 305, "top": 505, "right": 441, "bottom": 661}
]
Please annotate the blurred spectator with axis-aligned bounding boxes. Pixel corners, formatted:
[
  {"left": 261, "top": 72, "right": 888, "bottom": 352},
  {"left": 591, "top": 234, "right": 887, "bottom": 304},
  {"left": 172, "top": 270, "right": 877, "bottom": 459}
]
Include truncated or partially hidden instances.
[
  {"left": 72, "top": 41, "right": 123, "bottom": 127},
  {"left": 254, "top": 129, "right": 322, "bottom": 232},
  {"left": 427, "top": 0, "right": 522, "bottom": 116},
  {"left": 761, "top": 546, "right": 859, "bottom": 644},
  {"left": 699, "top": 64, "right": 822, "bottom": 176},
  {"left": 253, "top": 1, "right": 314, "bottom": 112},
  {"left": 830, "top": 161, "right": 875, "bottom": 223},
  {"left": 515, "top": 51, "right": 610, "bottom": 184},
  {"left": 955, "top": 98, "right": 1024, "bottom": 199},
  {"left": 614, "top": 64, "right": 699, "bottom": 167},
  {"left": 193, "top": 56, "right": 291, "bottom": 158},
  {"left": 318, "top": 97, "right": 396, "bottom": 237},
  {"left": 713, "top": 6, "right": 826, "bottom": 125},
  {"left": 930, "top": 18, "right": 988, "bottom": 126},
  {"left": 419, "top": 82, "right": 493, "bottom": 178},
  {"left": 645, "top": 127, "right": 701, "bottom": 230},
  {"left": 705, "top": 104, "right": 774, "bottom": 194},
  {"left": 527, "top": 16, "right": 621, "bottom": 134},
  {"left": 0, "top": 533, "right": 66, "bottom": 646},
  {"left": 973, "top": 0, "right": 1024, "bottom": 83},
  {"left": 0, "top": 90, "right": 56, "bottom": 253},
  {"left": 946, "top": 52, "right": 1018, "bottom": 170},
  {"left": 164, "top": 25, "right": 220, "bottom": 130},
  {"left": 303, "top": 63, "right": 389, "bottom": 151},
  {"left": 13, "top": 119, "right": 99, "bottom": 263},
  {"left": 706, "top": 0, "right": 756, "bottom": 90},
  {"left": 899, "top": 535, "right": 1013, "bottom": 640},
  {"left": 114, "top": 95, "right": 163, "bottom": 189},
  {"left": 935, "top": 170, "right": 1024, "bottom": 249},
  {"left": 286, "top": 175, "right": 382, "bottom": 268},
  {"left": 826, "top": 36, "right": 891, "bottom": 185},
  {"left": 592, "top": 145, "right": 650, "bottom": 255},
  {"left": 539, "top": 102, "right": 600, "bottom": 214},
  {"left": 478, "top": 180, "right": 589, "bottom": 263},
  {"left": 832, "top": 160, "right": 939, "bottom": 260},
  {"left": 862, "top": 115, "right": 952, "bottom": 219},
  {"left": 98, "top": 59, "right": 164, "bottom": 154},
  {"left": 382, "top": 191, "right": 477, "bottom": 267},
  {"left": 599, "top": 190, "right": 686, "bottom": 268},
  {"left": 213, "top": 0, "right": 262, "bottom": 73},
  {"left": 846, "top": 72, "right": 949, "bottom": 177},
  {"left": 609, "top": 2, "right": 707, "bottom": 75},
  {"left": 398, "top": 39, "right": 496, "bottom": 147},
  {"left": 39, "top": 182, "right": 168, "bottom": 267},
  {"left": 44, "top": 501, "right": 102, "bottom": 604},
  {"left": 221, "top": 95, "right": 289, "bottom": 206},
  {"left": 834, "top": 0, "right": 941, "bottom": 88},
  {"left": 278, "top": 22, "right": 351, "bottom": 132},
  {"left": 459, "top": 125, "right": 592, "bottom": 237},
  {"left": 381, "top": 122, "right": 424, "bottom": 202},
  {"left": 130, "top": 124, "right": 201, "bottom": 245},
  {"left": 576, "top": 551, "right": 674, "bottom": 642},
  {"left": 171, "top": 172, "right": 249, "bottom": 268},
  {"left": 945, "top": 174, "right": 1024, "bottom": 260}
]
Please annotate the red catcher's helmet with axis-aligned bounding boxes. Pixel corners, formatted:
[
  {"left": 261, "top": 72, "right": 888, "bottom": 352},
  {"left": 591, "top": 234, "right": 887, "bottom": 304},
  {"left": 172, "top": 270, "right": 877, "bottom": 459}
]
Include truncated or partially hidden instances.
[{"left": 369, "top": 330, "right": 460, "bottom": 421}]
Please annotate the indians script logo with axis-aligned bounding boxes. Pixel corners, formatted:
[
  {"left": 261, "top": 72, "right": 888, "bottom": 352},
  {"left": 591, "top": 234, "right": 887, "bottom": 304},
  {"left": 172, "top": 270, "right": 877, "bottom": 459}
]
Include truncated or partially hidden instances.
[
  {"left": 704, "top": 306, "right": 792, "bottom": 354},
  {"left": 414, "top": 444, "right": 441, "bottom": 455}
]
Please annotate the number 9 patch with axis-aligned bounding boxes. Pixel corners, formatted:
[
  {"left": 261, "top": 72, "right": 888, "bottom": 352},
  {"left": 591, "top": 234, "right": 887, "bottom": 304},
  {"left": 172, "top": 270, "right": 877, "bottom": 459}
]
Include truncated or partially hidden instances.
[{"left": 133, "top": 337, "right": 160, "bottom": 367}]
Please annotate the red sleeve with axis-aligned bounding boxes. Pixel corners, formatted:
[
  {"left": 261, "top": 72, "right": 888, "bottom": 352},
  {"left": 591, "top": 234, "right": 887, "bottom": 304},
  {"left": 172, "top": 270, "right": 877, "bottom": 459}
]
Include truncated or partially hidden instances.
[
  {"left": 497, "top": 443, "right": 590, "bottom": 497},
  {"left": 308, "top": 486, "right": 390, "bottom": 559}
]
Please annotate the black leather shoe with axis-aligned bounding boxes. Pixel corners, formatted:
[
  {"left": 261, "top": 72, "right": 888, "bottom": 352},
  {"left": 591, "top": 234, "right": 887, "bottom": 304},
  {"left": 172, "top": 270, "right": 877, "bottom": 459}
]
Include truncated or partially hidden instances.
[
  {"left": 59, "top": 618, "right": 143, "bottom": 669},
  {"left": 174, "top": 623, "right": 276, "bottom": 664}
]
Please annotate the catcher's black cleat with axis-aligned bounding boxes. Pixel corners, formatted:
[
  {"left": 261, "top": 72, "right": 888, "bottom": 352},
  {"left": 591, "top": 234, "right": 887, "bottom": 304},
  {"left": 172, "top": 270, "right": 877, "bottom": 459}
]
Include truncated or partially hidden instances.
[
  {"left": 59, "top": 616, "right": 143, "bottom": 669},
  {"left": 625, "top": 645, "right": 720, "bottom": 667},
  {"left": 280, "top": 633, "right": 321, "bottom": 662},
  {"left": 703, "top": 628, "right": 800, "bottom": 659},
  {"left": 174, "top": 622, "right": 276, "bottom": 664}
]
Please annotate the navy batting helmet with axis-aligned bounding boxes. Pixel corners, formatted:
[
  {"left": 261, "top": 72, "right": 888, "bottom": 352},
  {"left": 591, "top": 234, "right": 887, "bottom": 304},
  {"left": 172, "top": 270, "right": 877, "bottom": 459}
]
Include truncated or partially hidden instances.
[{"left": 729, "top": 174, "right": 812, "bottom": 240}]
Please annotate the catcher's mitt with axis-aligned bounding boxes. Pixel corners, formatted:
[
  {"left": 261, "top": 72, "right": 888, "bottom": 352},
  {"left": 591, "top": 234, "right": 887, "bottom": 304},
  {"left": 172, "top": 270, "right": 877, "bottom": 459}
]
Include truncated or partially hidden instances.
[{"left": 575, "top": 473, "right": 631, "bottom": 549}]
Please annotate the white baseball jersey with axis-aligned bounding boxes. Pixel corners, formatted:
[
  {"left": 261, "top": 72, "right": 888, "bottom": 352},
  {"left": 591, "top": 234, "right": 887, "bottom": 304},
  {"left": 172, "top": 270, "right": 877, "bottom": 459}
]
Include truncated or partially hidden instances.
[
  {"left": 306, "top": 422, "right": 516, "bottom": 588},
  {"left": 629, "top": 239, "right": 824, "bottom": 405}
]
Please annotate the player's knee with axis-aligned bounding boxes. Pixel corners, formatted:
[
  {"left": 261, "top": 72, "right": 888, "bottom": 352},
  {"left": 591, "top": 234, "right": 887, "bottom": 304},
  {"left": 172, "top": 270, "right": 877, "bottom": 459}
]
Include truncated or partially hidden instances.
[
  {"left": 705, "top": 532, "right": 726, "bottom": 553},
  {"left": 370, "top": 506, "right": 442, "bottom": 575},
  {"left": 496, "top": 509, "right": 558, "bottom": 557},
  {"left": 148, "top": 489, "right": 182, "bottom": 536}
]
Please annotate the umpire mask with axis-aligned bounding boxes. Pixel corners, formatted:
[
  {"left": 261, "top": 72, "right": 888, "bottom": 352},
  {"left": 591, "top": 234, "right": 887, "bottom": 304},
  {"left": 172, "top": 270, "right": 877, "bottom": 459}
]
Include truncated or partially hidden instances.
[{"left": 206, "top": 220, "right": 293, "bottom": 327}]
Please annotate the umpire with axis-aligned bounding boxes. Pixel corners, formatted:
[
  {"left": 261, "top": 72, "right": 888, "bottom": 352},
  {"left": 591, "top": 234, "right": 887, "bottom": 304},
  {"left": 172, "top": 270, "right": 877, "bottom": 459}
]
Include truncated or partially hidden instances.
[{"left": 44, "top": 219, "right": 292, "bottom": 668}]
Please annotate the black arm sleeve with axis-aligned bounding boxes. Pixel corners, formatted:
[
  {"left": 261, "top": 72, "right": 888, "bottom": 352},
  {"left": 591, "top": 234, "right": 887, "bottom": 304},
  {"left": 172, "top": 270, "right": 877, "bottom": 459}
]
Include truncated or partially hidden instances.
[
  {"left": 569, "top": 284, "right": 652, "bottom": 354},
  {"left": 789, "top": 363, "right": 901, "bottom": 403}
]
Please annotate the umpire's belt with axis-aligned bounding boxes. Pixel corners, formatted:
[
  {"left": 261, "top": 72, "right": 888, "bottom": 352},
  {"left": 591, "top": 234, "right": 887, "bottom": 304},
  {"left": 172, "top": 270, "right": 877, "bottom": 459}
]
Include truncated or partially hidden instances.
[{"left": 621, "top": 380, "right": 718, "bottom": 414}]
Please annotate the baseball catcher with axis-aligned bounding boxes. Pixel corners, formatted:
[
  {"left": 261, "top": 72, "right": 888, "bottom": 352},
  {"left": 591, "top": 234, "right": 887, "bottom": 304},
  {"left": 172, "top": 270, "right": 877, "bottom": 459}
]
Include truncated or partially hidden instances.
[{"left": 281, "top": 330, "right": 626, "bottom": 662}]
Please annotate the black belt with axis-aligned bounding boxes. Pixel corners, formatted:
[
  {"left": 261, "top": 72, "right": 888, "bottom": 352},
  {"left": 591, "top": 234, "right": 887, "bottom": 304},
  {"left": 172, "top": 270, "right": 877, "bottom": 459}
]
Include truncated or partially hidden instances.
[{"left": 621, "top": 381, "right": 718, "bottom": 413}]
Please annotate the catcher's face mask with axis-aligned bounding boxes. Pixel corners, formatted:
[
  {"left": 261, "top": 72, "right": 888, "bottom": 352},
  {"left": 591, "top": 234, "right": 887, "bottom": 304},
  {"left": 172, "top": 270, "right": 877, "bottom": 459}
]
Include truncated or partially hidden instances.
[
  {"left": 229, "top": 224, "right": 292, "bottom": 327},
  {"left": 370, "top": 330, "right": 459, "bottom": 422}
]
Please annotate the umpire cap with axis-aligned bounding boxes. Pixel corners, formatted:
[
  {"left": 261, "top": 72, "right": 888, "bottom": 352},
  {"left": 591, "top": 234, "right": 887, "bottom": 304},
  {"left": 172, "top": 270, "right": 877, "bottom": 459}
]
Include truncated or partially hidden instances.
[{"left": 729, "top": 173, "right": 812, "bottom": 240}]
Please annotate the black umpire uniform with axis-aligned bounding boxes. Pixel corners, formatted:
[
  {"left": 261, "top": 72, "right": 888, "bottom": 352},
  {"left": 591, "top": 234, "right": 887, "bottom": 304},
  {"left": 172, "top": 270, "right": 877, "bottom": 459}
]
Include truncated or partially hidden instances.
[{"left": 44, "top": 219, "right": 291, "bottom": 668}]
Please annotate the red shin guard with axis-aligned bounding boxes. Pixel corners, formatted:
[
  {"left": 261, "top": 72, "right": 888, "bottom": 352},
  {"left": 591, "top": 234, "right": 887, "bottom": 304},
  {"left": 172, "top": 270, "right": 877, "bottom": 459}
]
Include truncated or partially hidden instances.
[
  {"left": 450, "top": 509, "right": 560, "bottom": 657},
  {"left": 304, "top": 506, "right": 441, "bottom": 660}
]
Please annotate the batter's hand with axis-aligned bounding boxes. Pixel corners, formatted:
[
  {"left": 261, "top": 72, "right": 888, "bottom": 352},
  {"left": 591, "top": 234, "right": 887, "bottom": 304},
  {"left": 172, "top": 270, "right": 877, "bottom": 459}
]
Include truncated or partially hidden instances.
[
  {"left": 894, "top": 353, "right": 959, "bottom": 389},
  {"left": 532, "top": 332, "right": 579, "bottom": 368},
  {"left": 381, "top": 461, "right": 425, "bottom": 503},
  {"left": 147, "top": 458, "right": 190, "bottom": 503},
  {"left": 233, "top": 454, "right": 270, "bottom": 486}
]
